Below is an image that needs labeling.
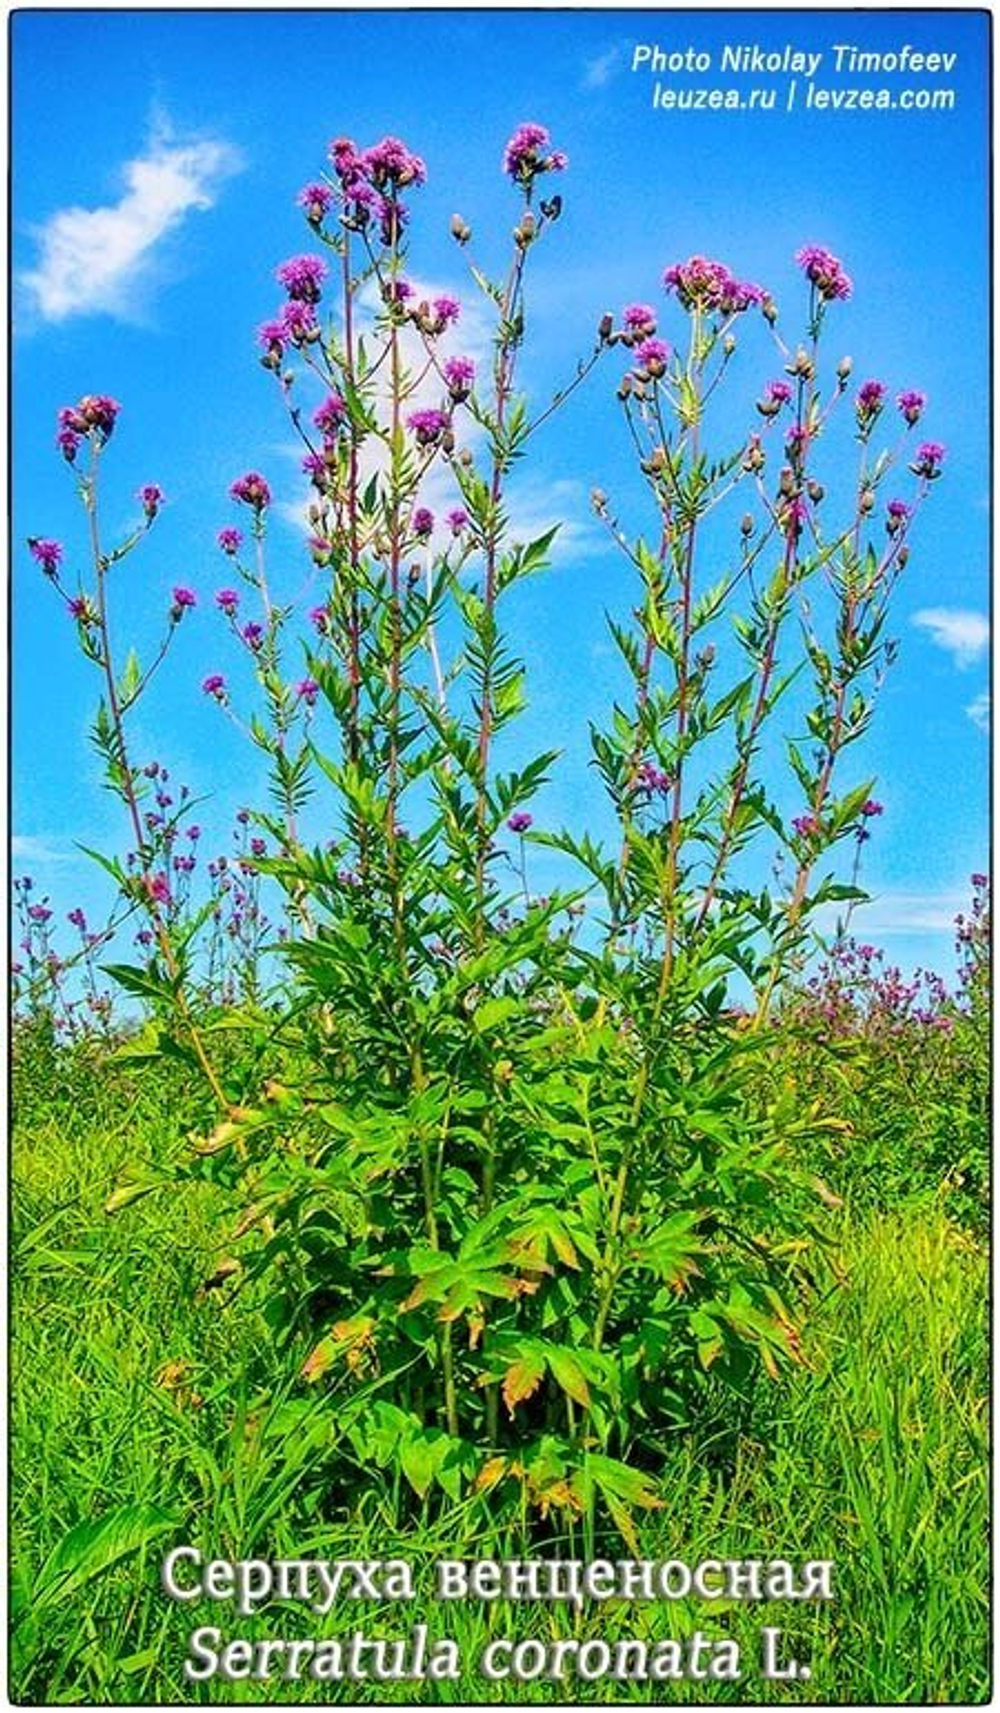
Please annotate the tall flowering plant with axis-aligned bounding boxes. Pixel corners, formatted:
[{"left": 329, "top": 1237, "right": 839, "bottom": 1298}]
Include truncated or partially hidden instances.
[{"left": 31, "top": 127, "right": 942, "bottom": 1544}]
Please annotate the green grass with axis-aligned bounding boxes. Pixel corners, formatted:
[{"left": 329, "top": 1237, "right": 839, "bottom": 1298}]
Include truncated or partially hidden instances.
[{"left": 11, "top": 1066, "right": 989, "bottom": 1704}]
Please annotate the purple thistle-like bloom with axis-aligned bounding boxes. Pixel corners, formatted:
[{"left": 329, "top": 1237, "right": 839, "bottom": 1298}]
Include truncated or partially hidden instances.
[
  {"left": 309, "top": 605, "right": 331, "bottom": 633},
  {"left": 172, "top": 586, "right": 197, "bottom": 610},
  {"left": 28, "top": 904, "right": 52, "bottom": 924},
  {"left": 242, "top": 622, "right": 264, "bottom": 652},
  {"left": 411, "top": 507, "right": 435, "bottom": 538},
  {"left": 407, "top": 407, "right": 451, "bottom": 447},
  {"left": 913, "top": 440, "right": 946, "bottom": 478},
  {"left": 385, "top": 279, "right": 414, "bottom": 305},
  {"left": 187, "top": 824, "right": 202, "bottom": 841},
  {"left": 298, "top": 181, "right": 333, "bottom": 222},
  {"left": 433, "top": 294, "right": 461, "bottom": 326},
  {"left": 634, "top": 337, "right": 670, "bottom": 375},
  {"left": 444, "top": 355, "right": 475, "bottom": 396},
  {"left": 503, "top": 122, "right": 567, "bottom": 182},
  {"left": 217, "top": 527, "right": 243, "bottom": 555},
  {"left": 886, "top": 499, "right": 912, "bottom": 534},
  {"left": 138, "top": 483, "right": 164, "bottom": 519},
  {"left": 792, "top": 813, "right": 821, "bottom": 839},
  {"left": 329, "top": 136, "right": 362, "bottom": 179},
  {"left": 637, "top": 762, "right": 672, "bottom": 795},
  {"left": 280, "top": 300, "right": 318, "bottom": 344},
  {"left": 215, "top": 588, "right": 240, "bottom": 615},
  {"left": 507, "top": 811, "right": 533, "bottom": 833},
  {"left": 313, "top": 393, "right": 346, "bottom": 435},
  {"left": 257, "top": 317, "right": 288, "bottom": 355},
  {"left": 297, "top": 677, "right": 321, "bottom": 707},
  {"left": 67, "top": 595, "right": 94, "bottom": 623},
  {"left": 230, "top": 472, "right": 271, "bottom": 510},
  {"left": 447, "top": 508, "right": 469, "bottom": 535},
  {"left": 57, "top": 427, "right": 81, "bottom": 462},
  {"left": 363, "top": 135, "right": 427, "bottom": 188},
  {"left": 309, "top": 535, "right": 333, "bottom": 563},
  {"left": 60, "top": 394, "right": 121, "bottom": 439},
  {"left": 623, "top": 303, "right": 657, "bottom": 334},
  {"left": 856, "top": 379, "right": 887, "bottom": 418},
  {"left": 202, "top": 673, "right": 227, "bottom": 699},
  {"left": 663, "top": 256, "right": 763, "bottom": 316},
  {"left": 302, "top": 452, "right": 329, "bottom": 486},
  {"left": 68, "top": 907, "right": 87, "bottom": 930},
  {"left": 795, "top": 244, "right": 853, "bottom": 302},
  {"left": 768, "top": 380, "right": 793, "bottom": 405},
  {"left": 250, "top": 836, "right": 267, "bottom": 857},
  {"left": 276, "top": 254, "right": 328, "bottom": 303},
  {"left": 861, "top": 799, "right": 884, "bottom": 818},
  {"left": 29, "top": 538, "right": 63, "bottom": 576},
  {"left": 897, "top": 388, "right": 926, "bottom": 425}
]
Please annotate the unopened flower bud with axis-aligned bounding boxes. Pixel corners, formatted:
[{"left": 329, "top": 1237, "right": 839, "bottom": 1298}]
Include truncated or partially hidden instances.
[
  {"left": 779, "top": 465, "right": 796, "bottom": 497},
  {"left": 723, "top": 333, "right": 736, "bottom": 356},
  {"left": 762, "top": 296, "right": 778, "bottom": 325},
  {"left": 740, "top": 513, "right": 755, "bottom": 536},
  {"left": 837, "top": 355, "right": 853, "bottom": 385},
  {"left": 807, "top": 480, "right": 825, "bottom": 504},
  {"left": 858, "top": 487, "right": 875, "bottom": 515},
  {"left": 789, "top": 347, "right": 815, "bottom": 380},
  {"left": 897, "top": 544, "right": 910, "bottom": 568},
  {"left": 598, "top": 312, "right": 614, "bottom": 344},
  {"left": 591, "top": 488, "right": 608, "bottom": 513},
  {"left": 617, "top": 373, "right": 633, "bottom": 401},
  {"left": 450, "top": 214, "right": 471, "bottom": 244}
]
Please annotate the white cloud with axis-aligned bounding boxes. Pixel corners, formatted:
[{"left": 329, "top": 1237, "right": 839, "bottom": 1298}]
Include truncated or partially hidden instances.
[
  {"left": 12, "top": 834, "right": 75, "bottom": 864},
  {"left": 583, "top": 46, "right": 623, "bottom": 88},
  {"left": 966, "top": 689, "right": 990, "bottom": 733},
  {"left": 21, "top": 127, "right": 241, "bottom": 323},
  {"left": 911, "top": 607, "right": 989, "bottom": 670},
  {"left": 851, "top": 888, "right": 972, "bottom": 936}
]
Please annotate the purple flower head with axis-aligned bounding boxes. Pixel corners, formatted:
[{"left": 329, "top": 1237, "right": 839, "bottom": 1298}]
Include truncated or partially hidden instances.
[
  {"left": 897, "top": 388, "right": 926, "bottom": 426},
  {"left": 856, "top": 379, "right": 887, "bottom": 420},
  {"left": 279, "top": 300, "right": 318, "bottom": 344},
  {"left": 242, "top": 622, "right": 264, "bottom": 652},
  {"left": 329, "top": 136, "right": 363, "bottom": 180},
  {"left": 298, "top": 181, "right": 333, "bottom": 223},
  {"left": 57, "top": 427, "right": 81, "bottom": 462},
  {"left": 171, "top": 585, "right": 197, "bottom": 611},
  {"left": 276, "top": 254, "right": 328, "bottom": 303},
  {"left": 767, "top": 380, "right": 793, "bottom": 406},
  {"left": 313, "top": 392, "right": 346, "bottom": 435},
  {"left": 503, "top": 122, "right": 567, "bottom": 183},
  {"left": 792, "top": 813, "right": 821, "bottom": 839},
  {"left": 886, "top": 499, "right": 912, "bottom": 533},
  {"left": 257, "top": 317, "right": 288, "bottom": 357},
  {"left": 29, "top": 538, "right": 63, "bottom": 577},
  {"left": 433, "top": 294, "right": 461, "bottom": 327},
  {"left": 145, "top": 872, "right": 171, "bottom": 906},
  {"left": 187, "top": 824, "right": 202, "bottom": 841},
  {"left": 202, "top": 673, "right": 227, "bottom": 700},
  {"left": 507, "top": 811, "right": 533, "bottom": 834},
  {"left": 60, "top": 394, "right": 121, "bottom": 440},
  {"left": 913, "top": 440, "right": 946, "bottom": 479},
  {"left": 795, "top": 244, "right": 853, "bottom": 302},
  {"left": 407, "top": 407, "right": 451, "bottom": 447},
  {"left": 215, "top": 587, "right": 240, "bottom": 615},
  {"left": 296, "top": 677, "right": 321, "bottom": 707},
  {"left": 309, "top": 604, "right": 331, "bottom": 634},
  {"left": 217, "top": 527, "right": 243, "bottom": 556},
  {"left": 623, "top": 303, "right": 657, "bottom": 335},
  {"left": 302, "top": 451, "right": 329, "bottom": 487},
  {"left": 411, "top": 507, "right": 435, "bottom": 539},
  {"left": 250, "top": 836, "right": 267, "bottom": 858},
  {"left": 633, "top": 337, "right": 671, "bottom": 376},
  {"left": 385, "top": 278, "right": 414, "bottom": 306},
  {"left": 138, "top": 483, "right": 164, "bottom": 519},
  {"left": 638, "top": 762, "right": 672, "bottom": 795},
  {"left": 28, "top": 904, "right": 52, "bottom": 924},
  {"left": 861, "top": 799, "right": 884, "bottom": 818},
  {"left": 67, "top": 595, "right": 95, "bottom": 624},
  {"left": 663, "top": 256, "right": 763, "bottom": 316},
  {"left": 67, "top": 907, "right": 87, "bottom": 930},
  {"left": 309, "top": 535, "right": 333, "bottom": 564},
  {"left": 363, "top": 136, "right": 427, "bottom": 189},
  {"left": 230, "top": 472, "right": 271, "bottom": 511},
  {"left": 447, "top": 508, "right": 469, "bottom": 535},
  {"left": 444, "top": 355, "right": 475, "bottom": 397}
]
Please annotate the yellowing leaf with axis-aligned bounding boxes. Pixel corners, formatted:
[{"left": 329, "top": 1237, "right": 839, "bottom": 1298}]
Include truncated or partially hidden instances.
[{"left": 502, "top": 1349, "right": 546, "bottom": 1418}]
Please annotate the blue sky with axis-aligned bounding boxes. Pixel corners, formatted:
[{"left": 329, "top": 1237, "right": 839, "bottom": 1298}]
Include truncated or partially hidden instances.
[{"left": 12, "top": 8, "right": 990, "bottom": 983}]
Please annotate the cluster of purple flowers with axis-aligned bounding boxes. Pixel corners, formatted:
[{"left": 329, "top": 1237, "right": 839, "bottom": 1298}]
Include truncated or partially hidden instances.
[
  {"left": 229, "top": 472, "right": 271, "bottom": 511},
  {"left": 502, "top": 122, "right": 568, "bottom": 184},
  {"left": 795, "top": 244, "right": 853, "bottom": 302},
  {"left": 56, "top": 393, "right": 121, "bottom": 460},
  {"left": 407, "top": 408, "right": 451, "bottom": 448},
  {"left": 663, "top": 256, "right": 766, "bottom": 316}
]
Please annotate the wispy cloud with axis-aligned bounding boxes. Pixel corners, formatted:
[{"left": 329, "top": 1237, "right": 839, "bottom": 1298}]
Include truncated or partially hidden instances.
[
  {"left": 851, "top": 887, "right": 971, "bottom": 936},
  {"left": 21, "top": 123, "right": 242, "bottom": 323},
  {"left": 966, "top": 689, "right": 990, "bottom": 733},
  {"left": 582, "top": 45, "right": 622, "bottom": 88},
  {"left": 12, "top": 834, "right": 76, "bottom": 864},
  {"left": 912, "top": 607, "right": 989, "bottom": 669}
]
